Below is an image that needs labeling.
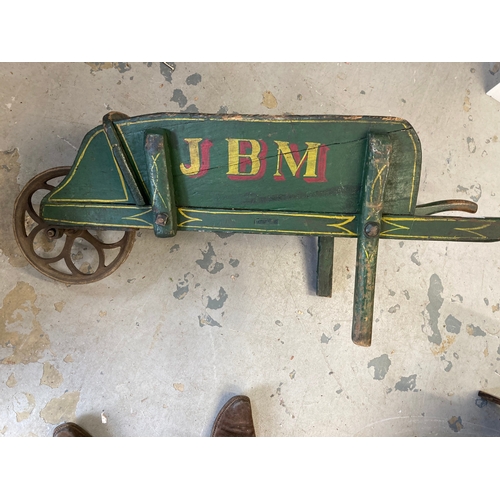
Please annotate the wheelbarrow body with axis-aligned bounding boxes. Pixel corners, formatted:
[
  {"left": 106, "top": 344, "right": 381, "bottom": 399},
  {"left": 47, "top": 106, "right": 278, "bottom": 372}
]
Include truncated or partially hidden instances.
[
  {"left": 15, "top": 111, "right": 500, "bottom": 347},
  {"left": 41, "top": 113, "right": 421, "bottom": 230}
]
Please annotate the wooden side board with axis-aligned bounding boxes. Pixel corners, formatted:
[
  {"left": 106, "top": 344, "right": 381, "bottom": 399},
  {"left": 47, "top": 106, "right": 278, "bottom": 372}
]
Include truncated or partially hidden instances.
[{"left": 42, "top": 113, "right": 422, "bottom": 225}]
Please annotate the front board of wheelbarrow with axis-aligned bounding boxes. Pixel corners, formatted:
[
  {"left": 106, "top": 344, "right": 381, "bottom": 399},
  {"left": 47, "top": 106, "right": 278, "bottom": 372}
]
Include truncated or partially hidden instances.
[{"left": 41, "top": 114, "right": 422, "bottom": 229}]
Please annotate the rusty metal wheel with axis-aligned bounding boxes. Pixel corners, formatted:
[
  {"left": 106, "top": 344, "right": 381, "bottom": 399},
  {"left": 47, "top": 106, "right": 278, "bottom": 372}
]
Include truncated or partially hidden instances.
[{"left": 13, "top": 166, "right": 136, "bottom": 284}]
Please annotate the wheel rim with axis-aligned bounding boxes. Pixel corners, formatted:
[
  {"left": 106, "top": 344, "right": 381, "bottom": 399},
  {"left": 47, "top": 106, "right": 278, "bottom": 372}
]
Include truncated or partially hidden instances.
[{"left": 13, "top": 167, "right": 136, "bottom": 284}]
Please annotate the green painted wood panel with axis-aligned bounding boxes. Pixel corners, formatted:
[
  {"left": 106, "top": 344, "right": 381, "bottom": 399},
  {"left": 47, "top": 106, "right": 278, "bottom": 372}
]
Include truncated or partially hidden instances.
[
  {"left": 45, "top": 113, "right": 421, "bottom": 217},
  {"left": 47, "top": 128, "right": 136, "bottom": 203}
]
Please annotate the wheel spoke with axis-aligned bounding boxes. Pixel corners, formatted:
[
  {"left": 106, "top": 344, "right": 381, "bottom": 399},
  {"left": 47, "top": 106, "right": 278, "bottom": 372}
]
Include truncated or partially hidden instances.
[
  {"left": 27, "top": 224, "right": 45, "bottom": 244},
  {"left": 64, "top": 254, "right": 87, "bottom": 276},
  {"left": 26, "top": 198, "right": 43, "bottom": 225},
  {"left": 78, "top": 232, "right": 106, "bottom": 270}
]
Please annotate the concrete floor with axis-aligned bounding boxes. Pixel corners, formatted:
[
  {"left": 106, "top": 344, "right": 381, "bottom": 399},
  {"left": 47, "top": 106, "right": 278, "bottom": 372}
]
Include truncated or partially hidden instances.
[{"left": 1, "top": 62, "right": 500, "bottom": 437}]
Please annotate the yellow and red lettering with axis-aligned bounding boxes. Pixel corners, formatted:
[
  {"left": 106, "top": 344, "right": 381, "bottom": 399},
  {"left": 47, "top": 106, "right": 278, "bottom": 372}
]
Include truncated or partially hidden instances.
[
  {"left": 273, "top": 141, "right": 329, "bottom": 183},
  {"left": 179, "top": 138, "right": 213, "bottom": 178},
  {"left": 226, "top": 139, "right": 267, "bottom": 180}
]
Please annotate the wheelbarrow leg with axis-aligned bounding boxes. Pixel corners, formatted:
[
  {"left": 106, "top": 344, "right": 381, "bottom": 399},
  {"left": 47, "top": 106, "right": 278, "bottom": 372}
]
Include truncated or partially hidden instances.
[
  {"left": 317, "top": 236, "right": 334, "bottom": 297},
  {"left": 352, "top": 134, "right": 392, "bottom": 346}
]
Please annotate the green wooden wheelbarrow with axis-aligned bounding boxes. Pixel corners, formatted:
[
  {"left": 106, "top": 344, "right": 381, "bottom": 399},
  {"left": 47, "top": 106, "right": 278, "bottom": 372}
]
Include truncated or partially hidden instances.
[{"left": 14, "top": 111, "right": 499, "bottom": 346}]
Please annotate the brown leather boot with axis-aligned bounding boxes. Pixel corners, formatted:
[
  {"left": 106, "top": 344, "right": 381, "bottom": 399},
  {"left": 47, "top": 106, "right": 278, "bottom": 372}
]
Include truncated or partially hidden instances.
[
  {"left": 53, "top": 422, "right": 92, "bottom": 437},
  {"left": 211, "top": 395, "right": 256, "bottom": 437}
]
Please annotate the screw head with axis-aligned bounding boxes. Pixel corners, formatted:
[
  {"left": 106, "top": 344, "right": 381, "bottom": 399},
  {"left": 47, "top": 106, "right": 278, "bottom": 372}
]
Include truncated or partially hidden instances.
[
  {"left": 364, "top": 222, "right": 380, "bottom": 237},
  {"left": 155, "top": 213, "right": 169, "bottom": 226}
]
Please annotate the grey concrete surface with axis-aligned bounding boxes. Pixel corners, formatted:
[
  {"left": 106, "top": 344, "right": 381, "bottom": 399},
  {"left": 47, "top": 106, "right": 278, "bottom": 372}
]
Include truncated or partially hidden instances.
[{"left": 1, "top": 62, "right": 500, "bottom": 437}]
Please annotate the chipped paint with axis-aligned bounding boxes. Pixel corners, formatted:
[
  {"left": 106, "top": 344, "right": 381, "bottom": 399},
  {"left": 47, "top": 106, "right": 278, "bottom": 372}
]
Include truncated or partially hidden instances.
[
  {"left": 160, "top": 63, "right": 175, "bottom": 82},
  {"left": 171, "top": 89, "right": 188, "bottom": 108},
  {"left": 173, "top": 283, "right": 189, "bottom": 300},
  {"left": 466, "top": 324, "right": 486, "bottom": 337},
  {"left": 457, "top": 183, "right": 482, "bottom": 202},
  {"left": 15, "top": 392, "right": 35, "bottom": 422},
  {"left": 215, "top": 232, "right": 234, "bottom": 239},
  {"left": 0, "top": 281, "right": 50, "bottom": 365},
  {"left": 6, "top": 373, "right": 17, "bottom": 387},
  {"left": 0, "top": 149, "right": 27, "bottom": 267},
  {"left": 475, "top": 398, "right": 487, "bottom": 408},
  {"left": 334, "top": 323, "right": 341, "bottom": 331},
  {"left": 445, "top": 315, "right": 462, "bottom": 334},
  {"left": 40, "top": 391, "right": 80, "bottom": 424},
  {"left": 431, "top": 334, "right": 456, "bottom": 355},
  {"left": 173, "top": 272, "right": 193, "bottom": 300},
  {"left": 229, "top": 258, "right": 240, "bottom": 267},
  {"left": 173, "top": 383, "right": 184, "bottom": 392},
  {"left": 63, "top": 354, "right": 74, "bottom": 363},
  {"left": 467, "top": 137, "right": 476, "bottom": 153},
  {"left": 206, "top": 287, "right": 228, "bottom": 310},
  {"left": 261, "top": 91, "right": 278, "bottom": 109},
  {"left": 367, "top": 354, "right": 392, "bottom": 380},
  {"left": 185, "top": 104, "right": 199, "bottom": 113},
  {"left": 196, "top": 242, "right": 224, "bottom": 274},
  {"left": 54, "top": 301, "right": 65, "bottom": 312},
  {"left": 218, "top": 105, "right": 229, "bottom": 114},
  {"left": 403, "top": 290, "right": 410, "bottom": 300},
  {"left": 40, "top": 362, "right": 63, "bottom": 388},
  {"left": 289, "top": 370, "right": 296, "bottom": 379},
  {"left": 448, "top": 416, "right": 463, "bottom": 433},
  {"left": 388, "top": 305, "right": 400, "bottom": 314},
  {"left": 321, "top": 333, "right": 331, "bottom": 344},
  {"left": 492, "top": 303, "right": 499, "bottom": 313},
  {"left": 186, "top": 73, "right": 202, "bottom": 86},
  {"left": 410, "top": 251, "right": 421, "bottom": 266},
  {"left": 395, "top": 374, "right": 417, "bottom": 392},
  {"left": 275, "top": 320, "right": 283, "bottom": 326},
  {"left": 198, "top": 313, "right": 221, "bottom": 328},
  {"left": 170, "top": 244, "right": 180, "bottom": 253},
  {"left": 85, "top": 62, "right": 131, "bottom": 74},
  {"left": 424, "top": 274, "right": 444, "bottom": 345}
]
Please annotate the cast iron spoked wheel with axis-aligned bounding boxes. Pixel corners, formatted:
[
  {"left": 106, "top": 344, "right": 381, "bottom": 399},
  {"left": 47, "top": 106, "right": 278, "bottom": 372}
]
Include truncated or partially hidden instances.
[{"left": 13, "top": 166, "right": 136, "bottom": 284}]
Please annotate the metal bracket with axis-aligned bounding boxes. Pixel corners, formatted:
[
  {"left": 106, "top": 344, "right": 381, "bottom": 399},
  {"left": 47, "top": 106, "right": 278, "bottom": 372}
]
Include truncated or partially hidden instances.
[
  {"left": 144, "top": 129, "right": 177, "bottom": 237},
  {"left": 352, "top": 134, "right": 392, "bottom": 346}
]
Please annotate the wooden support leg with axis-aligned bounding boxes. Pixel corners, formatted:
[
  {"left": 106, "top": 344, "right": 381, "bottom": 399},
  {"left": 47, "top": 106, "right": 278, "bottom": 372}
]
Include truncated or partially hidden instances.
[
  {"left": 144, "top": 129, "right": 177, "bottom": 238},
  {"left": 352, "top": 134, "right": 392, "bottom": 346},
  {"left": 317, "top": 236, "right": 334, "bottom": 297}
]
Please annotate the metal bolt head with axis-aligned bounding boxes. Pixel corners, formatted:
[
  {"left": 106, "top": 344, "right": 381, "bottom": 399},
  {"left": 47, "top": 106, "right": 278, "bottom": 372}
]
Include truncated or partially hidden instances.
[
  {"left": 46, "top": 228, "right": 57, "bottom": 238},
  {"left": 364, "top": 222, "right": 380, "bottom": 237},
  {"left": 155, "top": 213, "right": 169, "bottom": 226}
]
